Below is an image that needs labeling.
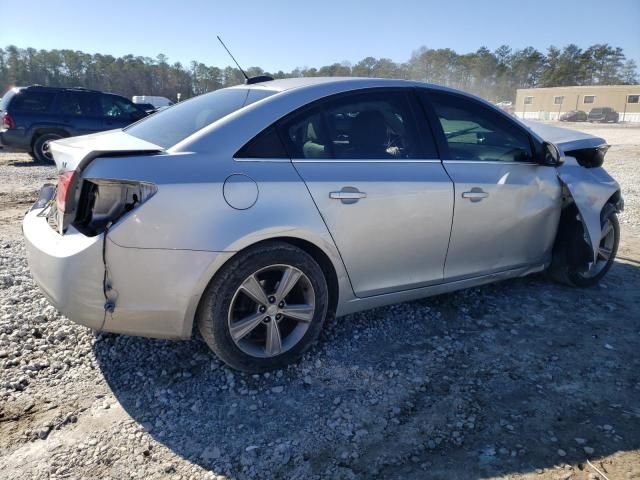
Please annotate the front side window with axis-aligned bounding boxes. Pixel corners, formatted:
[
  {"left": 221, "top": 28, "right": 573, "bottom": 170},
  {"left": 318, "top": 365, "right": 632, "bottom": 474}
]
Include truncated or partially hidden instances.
[
  {"left": 100, "top": 95, "right": 138, "bottom": 118},
  {"left": 279, "top": 90, "right": 431, "bottom": 160},
  {"left": 584, "top": 95, "right": 595, "bottom": 104},
  {"left": 126, "top": 88, "right": 276, "bottom": 149},
  {"left": 627, "top": 95, "right": 639, "bottom": 104},
  {"left": 554, "top": 96, "right": 564, "bottom": 105},
  {"left": 425, "top": 90, "right": 533, "bottom": 162},
  {"left": 11, "top": 91, "right": 56, "bottom": 113}
]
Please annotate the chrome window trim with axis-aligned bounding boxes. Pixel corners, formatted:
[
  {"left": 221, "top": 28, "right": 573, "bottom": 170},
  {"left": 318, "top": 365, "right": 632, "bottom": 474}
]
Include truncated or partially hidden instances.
[
  {"left": 291, "top": 159, "right": 442, "bottom": 164},
  {"left": 234, "top": 157, "right": 291, "bottom": 163},
  {"left": 442, "top": 160, "right": 540, "bottom": 166}
]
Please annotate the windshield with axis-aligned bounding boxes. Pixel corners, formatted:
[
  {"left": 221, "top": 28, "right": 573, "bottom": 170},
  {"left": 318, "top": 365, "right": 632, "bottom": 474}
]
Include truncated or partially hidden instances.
[{"left": 125, "top": 87, "right": 277, "bottom": 148}]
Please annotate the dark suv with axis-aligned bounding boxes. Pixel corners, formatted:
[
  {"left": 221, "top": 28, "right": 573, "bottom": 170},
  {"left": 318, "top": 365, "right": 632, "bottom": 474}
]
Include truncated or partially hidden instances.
[
  {"left": 0, "top": 86, "right": 149, "bottom": 162},
  {"left": 587, "top": 107, "right": 619, "bottom": 123}
]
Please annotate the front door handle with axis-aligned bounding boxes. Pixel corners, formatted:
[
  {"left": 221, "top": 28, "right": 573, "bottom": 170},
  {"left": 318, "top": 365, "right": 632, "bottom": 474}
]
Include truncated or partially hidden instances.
[
  {"left": 462, "top": 188, "right": 489, "bottom": 202},
  {"left": 329, "top": 187, "right": 367, "bottom": 204}
]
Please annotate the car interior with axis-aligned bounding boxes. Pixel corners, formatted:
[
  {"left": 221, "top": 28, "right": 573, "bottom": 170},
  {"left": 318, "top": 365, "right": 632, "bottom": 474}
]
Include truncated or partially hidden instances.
[
  {"left": 431, "top": 100, "right": 533, "bottom": 162},
  {"left": 286, "top": 98, "right": 416, "bottom": 159}
]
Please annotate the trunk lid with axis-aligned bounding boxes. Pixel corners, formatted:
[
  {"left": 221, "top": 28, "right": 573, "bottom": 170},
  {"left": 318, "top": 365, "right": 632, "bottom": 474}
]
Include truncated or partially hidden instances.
[{"left": 50, "top": 129, "right": 162, "bottom": 173}]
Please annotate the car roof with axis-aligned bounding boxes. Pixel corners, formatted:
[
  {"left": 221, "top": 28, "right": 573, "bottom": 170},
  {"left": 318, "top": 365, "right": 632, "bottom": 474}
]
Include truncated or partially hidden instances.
[
  {"left": 236, "top": 76, "right": 427, "bottom": 93},
  {"left": 14, "top": 85, "right": 109, "bottom": 95}
]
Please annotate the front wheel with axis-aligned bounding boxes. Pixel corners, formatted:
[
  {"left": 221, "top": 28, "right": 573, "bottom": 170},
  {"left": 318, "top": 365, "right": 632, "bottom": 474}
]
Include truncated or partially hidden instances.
[
  {"left": 197, "top": 241, "right": 329, "bottom": 372},
  {"left": 554, "top": 208, "right": 619, "bottom": 288}
]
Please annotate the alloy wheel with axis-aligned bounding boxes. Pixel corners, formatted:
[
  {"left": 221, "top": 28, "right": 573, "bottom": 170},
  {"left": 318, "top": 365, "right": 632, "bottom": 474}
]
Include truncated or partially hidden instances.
[
  {"left": 41, "top": 140, "right": 54, "bottom": 161},
  {"left": 581, "top": 219, "right": 616, "bottom": 278},
  {"left": 228, "top": 264, "right": 316, "bottom": 358}
]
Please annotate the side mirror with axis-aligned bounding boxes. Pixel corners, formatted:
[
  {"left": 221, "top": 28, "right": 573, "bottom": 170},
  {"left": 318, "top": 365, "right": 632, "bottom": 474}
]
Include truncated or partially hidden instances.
[
  {"left": 541, "top": 141, "right": 563, "bottom": 166},
  {"left": 130, "top": 110, "right": 146, "bottom": 121}
]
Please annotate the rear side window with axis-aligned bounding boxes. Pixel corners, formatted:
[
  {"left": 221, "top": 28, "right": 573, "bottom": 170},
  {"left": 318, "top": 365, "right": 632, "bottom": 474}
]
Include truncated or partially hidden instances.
[
  {"left": 423, "top": 90, "right": 533, "bottom": 162},
  {"left": 235, "top": 126, "right": 288, "bottom": 158},
  {"left": 126, "top": 88, "right": 277, "bottom": 149},
  {"left": 10, "top": 91, "right": 56, "bottom": 113},
  {"left": 280, "top": 108, "right": 330, "bottom": 159},
  {"left": 59, "top": 92, "right": 98, "bottom": 116},
  {"left": 278, "top": 89, "right": 435, "bottom": 160}
]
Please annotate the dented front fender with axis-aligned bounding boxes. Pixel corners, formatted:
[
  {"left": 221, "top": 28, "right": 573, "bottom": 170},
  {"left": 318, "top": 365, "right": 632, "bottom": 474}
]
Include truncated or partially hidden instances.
[{"left": 556, "top": 157, "right": 621, "bottom": 263}]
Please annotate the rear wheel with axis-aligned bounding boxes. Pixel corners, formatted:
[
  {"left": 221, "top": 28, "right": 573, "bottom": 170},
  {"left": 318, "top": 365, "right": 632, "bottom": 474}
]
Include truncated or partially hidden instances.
[
  {"left": 197, "top": 241, "right": 329, "bottom": 372},
  {"left": 33, "top": 133, "right": 63, "bottom": 163}
]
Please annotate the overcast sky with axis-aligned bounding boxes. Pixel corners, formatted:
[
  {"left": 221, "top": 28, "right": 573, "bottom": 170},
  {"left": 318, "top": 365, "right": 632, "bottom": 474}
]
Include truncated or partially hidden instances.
[{"left": 2, "top": 0, "right": 639, "bottom": 71}]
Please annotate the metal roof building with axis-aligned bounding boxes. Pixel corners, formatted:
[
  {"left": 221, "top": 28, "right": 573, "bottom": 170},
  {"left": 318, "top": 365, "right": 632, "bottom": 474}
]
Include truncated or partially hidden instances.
[{"left": 515, "top": 85, "right": 640, "bottom": 122}]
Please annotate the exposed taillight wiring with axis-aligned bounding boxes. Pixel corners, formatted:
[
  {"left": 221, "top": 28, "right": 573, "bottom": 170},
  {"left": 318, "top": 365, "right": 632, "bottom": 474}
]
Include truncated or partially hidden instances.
[
  {"left": 73, "top": 179, "right": 157, "bottom": 236},
  {"left": 101, "top": 222, "right": 118, "bottom": 322}
]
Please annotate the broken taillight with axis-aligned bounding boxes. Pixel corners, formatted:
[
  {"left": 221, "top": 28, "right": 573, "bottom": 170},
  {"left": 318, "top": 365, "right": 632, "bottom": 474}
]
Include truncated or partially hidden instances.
[
  {"left": 56, "top": 171, "right": 75, "bottom": 214},
  {"left": 73, "top": 179, "right": 157, "bottom": 236}
]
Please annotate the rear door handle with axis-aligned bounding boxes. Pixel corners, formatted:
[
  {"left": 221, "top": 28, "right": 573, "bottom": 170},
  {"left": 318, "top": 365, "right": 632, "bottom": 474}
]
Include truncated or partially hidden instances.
[
  {"left": 329, "top": 187, "right": 367, "bottom": 204},
  {"left": 462, "top": 188, "right": 489, "bottom": 202}
]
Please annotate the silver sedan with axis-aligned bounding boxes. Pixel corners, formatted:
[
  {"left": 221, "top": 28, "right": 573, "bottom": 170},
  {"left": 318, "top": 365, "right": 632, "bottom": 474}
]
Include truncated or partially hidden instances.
[{"left": 23, "top": 77, "right": 623, "bottom": 372}]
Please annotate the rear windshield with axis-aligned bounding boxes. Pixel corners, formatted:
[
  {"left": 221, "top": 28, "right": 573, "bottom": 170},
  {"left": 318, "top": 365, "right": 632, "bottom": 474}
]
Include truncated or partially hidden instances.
[
  {"left": 0, "top": 89, "right": 18, "bottom": 111},
  {"left": 125, "top": 88, "right": 277, "bottom": 148}
]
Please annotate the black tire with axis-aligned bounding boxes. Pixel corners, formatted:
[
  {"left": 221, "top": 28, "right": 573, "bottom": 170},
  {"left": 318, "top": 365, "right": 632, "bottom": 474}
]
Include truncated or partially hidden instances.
[
  {"left": 551, "top": 206, "right": 619, "bottom": 287},
  {"left": 33, "top": 133, "right": 63, "bottom": 163},
  {"left": 197, "top": 241, "right": 329, "bottom": 372}
]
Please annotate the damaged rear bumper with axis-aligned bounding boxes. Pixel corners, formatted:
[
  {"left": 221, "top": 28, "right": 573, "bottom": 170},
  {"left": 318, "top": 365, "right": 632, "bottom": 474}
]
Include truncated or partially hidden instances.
[
  {"left": 23, "top": 208, "right": 106, "bottom": 330},
  {"left": 24, "top": 206, "right": 231, "bottom": 339}
]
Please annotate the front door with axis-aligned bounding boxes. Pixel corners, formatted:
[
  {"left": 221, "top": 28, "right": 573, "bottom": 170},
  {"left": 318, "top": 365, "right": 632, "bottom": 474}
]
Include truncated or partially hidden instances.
[
  {"left": 420, "top": 89, "right": 562, "bottom": 280},
  {"left": 98, "top": 94, "right": 139, "bottom": 129},
  {"left": 279, "top": 89, "right": 454, "bottom": 297}
]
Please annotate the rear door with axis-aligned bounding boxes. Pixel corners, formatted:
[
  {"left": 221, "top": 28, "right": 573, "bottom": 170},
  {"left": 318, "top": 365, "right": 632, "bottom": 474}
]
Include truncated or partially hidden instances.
[
  {"left": 57, "top": 91, "right": 103, "bottom": 134},
  {"left": 279, "top": 89, "right": 454, "bottom": 297},
  {"left": 419, "top": 89, "right": 562, "bottom": 280}
]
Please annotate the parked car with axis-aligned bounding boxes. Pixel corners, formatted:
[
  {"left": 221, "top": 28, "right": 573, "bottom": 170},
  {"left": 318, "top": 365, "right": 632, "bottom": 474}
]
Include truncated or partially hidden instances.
[
  {"left": 559, "top": 110, "right": 587, "bottom": 122},
  {"left": 134, "top": 103, "right": 157, "bottom": 115},
  {"left": 23, "top": 78, "right": 623, "bottom": 372},
  {"left": 132, "top": 95, "right": 173, "bottom": 109},
  {"left": 0, "top": 86, "right": 149, "bottom": 162},
  {"left": 588, "top": 107, "right": 619, "bottom": 123},
  {"left": 495, "top": 101, "right": 514, "bottom": 115}
]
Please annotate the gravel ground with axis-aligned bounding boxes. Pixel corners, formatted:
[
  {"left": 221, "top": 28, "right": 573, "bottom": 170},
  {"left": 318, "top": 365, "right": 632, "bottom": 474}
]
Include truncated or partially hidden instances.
[{"left": 0, "top": 123, "right": 639, "bottom": 480}]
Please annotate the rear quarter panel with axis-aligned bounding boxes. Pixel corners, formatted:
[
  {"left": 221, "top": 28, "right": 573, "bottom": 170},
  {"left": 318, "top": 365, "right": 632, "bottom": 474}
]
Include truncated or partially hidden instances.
[{"left": 82, "top": 152, "right": 354, "bottom": 310}]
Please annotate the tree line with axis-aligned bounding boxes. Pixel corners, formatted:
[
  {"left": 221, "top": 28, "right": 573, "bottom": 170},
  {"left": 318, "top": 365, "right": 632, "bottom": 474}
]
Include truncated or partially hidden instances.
[{"left": 0, "top": 43, "right": 637, "bottom": 103}]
